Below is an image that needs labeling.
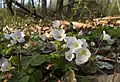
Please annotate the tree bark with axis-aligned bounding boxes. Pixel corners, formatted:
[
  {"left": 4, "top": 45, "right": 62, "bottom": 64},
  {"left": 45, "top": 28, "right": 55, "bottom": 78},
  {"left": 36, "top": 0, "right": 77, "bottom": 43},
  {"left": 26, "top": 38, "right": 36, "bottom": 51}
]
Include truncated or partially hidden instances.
[
  {"left": 42, "top": 0, "right": 47, "bottom": 15},
  {"left": 21, "top": 0, "right": 24, "bottom": 6},
  {"left": 28, "top": 0, "right": 31, "bottom": 8},
  {"left": 68, "top": 0, "right": 74, "bottom": 13},
  {"left": 56, "top": 0, "right": 64, "bottom": 18},
  {"left": 5, "top": 0, "right": 14, "bottom": 16},
  {"left": 31, "top": 0, "right": 37, "bottom": 17}
]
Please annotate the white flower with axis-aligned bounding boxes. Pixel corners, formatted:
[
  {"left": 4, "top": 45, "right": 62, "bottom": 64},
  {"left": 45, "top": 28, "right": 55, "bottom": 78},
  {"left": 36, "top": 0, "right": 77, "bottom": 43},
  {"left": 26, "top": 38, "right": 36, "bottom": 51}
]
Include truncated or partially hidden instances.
[
  {"left": 20, "top": 32, "right": 25, "bottom": 37},
  {"left": 78, "top": 30, "right": 83, "bottom": 35},
  {"left": 64, "top": 36, "right": 76, "bottom": 42},
  {"left": 41, "top": 34, "right": 46, "bottom": 41},
  {"left": 10, "top": 40, "right": 17, "bottom": 45},
  {"left": 18, "top": 38, "right": 25, "bottom": 43},
  {"left": 75, "top": 58, "right": 89, "bottom": 65},
  {"left": 81, "top": 39, "right": 88, "bottom": 48},
  {"left": 0, "top": 58, "right": 14, "bottom": 72},
  {"left": 103, "top": 31, "right": 114, "bottom": 44},
  {"left": 65, "top": 37, "right": 83, "bottom": 51},
  {"left": 23, "top": 43, "right": 30, "bottom": 49},
  {"left": 10, "top": 31, "right": 25, "bottom": 43},
  {"left": 75, "top": 48, "right": 91, "bottom": 65},
  {"left": 4, "top": 34, "right": 11, "bottom": 40},
  {"left": 103, "top": 31, "right": 111, "bottom": 40},
  {"left": 65, "top": 50, "right": 75, "bottom": 61},
  {"left": 7, "top": 44, "right": 12, "bottom": 47},
  {"left": 53, "top": 29, "right": 66, "bottom": 41},
  {"left": 52, "top": 20, "right": 60, "bottom": 28},
  {"left": 73, "top": 26, "right": 76, "bottom": 29},
  {"left": 88, "top": 31, "right": 91, "bottom": 34},
  {"left": 90, "top": 42, "right": 95, "bottom": 46}
]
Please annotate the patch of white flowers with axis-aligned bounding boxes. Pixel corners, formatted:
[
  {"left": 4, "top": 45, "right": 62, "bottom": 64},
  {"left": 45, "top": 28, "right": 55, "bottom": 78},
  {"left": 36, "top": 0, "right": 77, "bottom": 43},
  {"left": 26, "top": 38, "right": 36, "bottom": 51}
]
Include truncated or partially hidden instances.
[
  {"left": 52, "top": 22, "right": 116, "bottom": 66},
  {"left": 64, "top": 36, "right": 91, "bottom": 65},
  {"left": 4, "top": 31, "right": 25, "bottom": 46},
  {"left": 0, "top": 57, "right": 14, "bottom": 72},
  {"left": 52, "top": 21, "right": 92, "bottom": 65},
  {"left": 102, "top": 31, "right": 115, "bottom": 44}
]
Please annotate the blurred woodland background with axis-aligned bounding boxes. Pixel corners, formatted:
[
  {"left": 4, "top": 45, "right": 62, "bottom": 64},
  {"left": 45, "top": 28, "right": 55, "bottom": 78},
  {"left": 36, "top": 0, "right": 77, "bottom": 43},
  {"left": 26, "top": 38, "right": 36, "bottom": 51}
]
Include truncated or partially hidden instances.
[{"left": 0, "top": 0, "right": 120, "bottom": 21}]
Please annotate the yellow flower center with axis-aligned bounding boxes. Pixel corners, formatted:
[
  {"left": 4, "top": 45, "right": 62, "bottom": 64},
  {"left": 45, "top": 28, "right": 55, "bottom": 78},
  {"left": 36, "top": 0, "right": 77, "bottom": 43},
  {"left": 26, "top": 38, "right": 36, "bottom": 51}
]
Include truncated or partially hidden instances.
[
  {"left": 80, "top": 49, "right": 86, "bottom": 56},
  {"left": 58, "top": 34, "right": 62, "bottom": 38},
  {"left": 15, "top": 36, "right": 20, "bottom": 40},
  {"left": 74, "top": 42, "right": 78, "bottom": 48},
  {"left": 8, "top": 66, "right": 12, "bottom": 70}
]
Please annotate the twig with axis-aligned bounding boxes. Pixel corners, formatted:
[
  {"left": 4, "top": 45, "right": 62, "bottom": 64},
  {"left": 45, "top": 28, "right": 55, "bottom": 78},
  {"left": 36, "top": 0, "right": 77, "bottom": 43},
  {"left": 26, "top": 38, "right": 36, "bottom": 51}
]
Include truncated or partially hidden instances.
[{"left": 93, "top": 37, "right": 103, "bottom": 56}]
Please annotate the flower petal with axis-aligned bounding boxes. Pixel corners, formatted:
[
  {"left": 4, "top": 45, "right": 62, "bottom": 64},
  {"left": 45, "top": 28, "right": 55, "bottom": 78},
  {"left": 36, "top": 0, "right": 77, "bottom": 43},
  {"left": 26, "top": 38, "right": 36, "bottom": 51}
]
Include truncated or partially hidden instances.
[
  {"left": 53, "top": 29, "right": 66, "bottom": 41},
  {"left": 59, "top": 29, "right": 65, "bottom": 35},
  {"left": 1, "top": 60, "right": 10, "bottom": 72},
  {"left": 75, "top": 48, "right": 91, "bottom": 65},
  {"left": 78, "top": 30, "right": 83, "bottom": 35},
  {"left": 106, "top": 39, "right": 115, "bottom": 44},
  {"left": 75, "top": 58, "right": 89, "bottom": 65},
  {"left": 18, "top": 38, "right": 25, "bottom": 43},
  {"left": 10, "top": 40, "right": 17, "bottom": 45},
  {"left": 65, "top": 50, "right": 74, "bottom": 61},
  {"left": 4, "top": 34, "right": 11, "bottom": 40},
  {"left": 53, "top": 20, "right": 60, "bottom": 28}
]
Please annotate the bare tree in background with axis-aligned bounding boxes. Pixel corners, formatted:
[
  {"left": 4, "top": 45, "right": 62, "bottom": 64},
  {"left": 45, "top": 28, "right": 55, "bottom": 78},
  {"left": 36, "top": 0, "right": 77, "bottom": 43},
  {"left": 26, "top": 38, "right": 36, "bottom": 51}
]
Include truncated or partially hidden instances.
[
  {"left": 5, "top": 0, "right": 14, "bottom": 16},
  {"left": 38, "top": 0, "right": 41, "bottom": 9},
  {"left": 31, "top": 0, "right": 37, "bottom": 17},
  {"left": 21, "top": 0, "right": 24, "bottom": 6},
  {"left": 56, "top": 0, "right": 63, "bottom": 18},
  {"left": 68, "top": 0, "right": 74, "bottom": 14},
  {"left": 42, "top": 0, "right": 47, "bottom": 15}
]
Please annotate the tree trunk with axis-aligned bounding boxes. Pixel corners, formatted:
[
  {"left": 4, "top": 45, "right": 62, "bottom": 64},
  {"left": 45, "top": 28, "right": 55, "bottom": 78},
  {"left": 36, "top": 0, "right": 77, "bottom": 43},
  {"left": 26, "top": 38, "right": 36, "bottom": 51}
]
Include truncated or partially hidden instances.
[
  {"left": 28, "top": 0, "right": 31, "bottom": 8},
  {"left": 56, "top": 0, "right": 64, "bottom": 18},
  {"left": 68, "top": 0, "right": 74, "bottom": 14},
  {"left": 38, "top": 0, "right": 41, "bottom": 9},
  {"left": 21, "top": 0, "right": 24, "bottom": 6},
  {"left": 31, "top": 0, "right": 37, "bottom": 17},
  {"left": 5, "top": 0, "right": 14, "bottom": 16},
  {"left": 42, "top": 0, "right": 47, "bottom": 15}
]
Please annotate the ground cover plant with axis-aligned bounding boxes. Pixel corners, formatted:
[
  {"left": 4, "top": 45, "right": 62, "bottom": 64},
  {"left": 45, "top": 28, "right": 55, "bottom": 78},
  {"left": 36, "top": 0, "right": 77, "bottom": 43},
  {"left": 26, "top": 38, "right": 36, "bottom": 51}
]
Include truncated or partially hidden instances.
[{"left": 0, "top": 16, "right": 120, "bottom": 82}]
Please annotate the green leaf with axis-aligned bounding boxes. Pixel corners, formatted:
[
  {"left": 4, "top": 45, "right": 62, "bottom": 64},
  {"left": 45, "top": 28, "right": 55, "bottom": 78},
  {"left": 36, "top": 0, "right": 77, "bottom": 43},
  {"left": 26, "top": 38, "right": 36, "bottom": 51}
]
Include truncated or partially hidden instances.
[
  {"left": 2, "top": 48, "right": 12, "bottom": 55},
  {"left": 33, "top": 35, "right": 40, "bottom": 41},
  {"left": 28, "top": 68, "right": 35, "bottom": 74},
  {"left": 79, "top": 76, "right": 90, "bottom": 82},
  {"left": 21, "top": 56, "right": 32, "bottom": 70},
  {"left": 9, "top": 56, "right": 20, "bottom": 66},
  {"left": 16, "top": 70, "right": 26, "bottom": 78},
  {"left": 20, "top": 75, "right": 29, "bottom": 82},
  {"left": 8, "top": 70, "right": 26, "bottom": 82},
  {"left": 28, "top": 76, "right": 35, "bottom": 82},
  {"left": 31, "top": 70, "right": 42, "bottom": 81},
  {"left": 54, "top": 40, "right": 60, "bottom": 45},
  {"left": 0, "top": 73, "right": 5, "bottom": 80},
  {"left": 31, "top": 55, "right": 46, "bottom": 66}
]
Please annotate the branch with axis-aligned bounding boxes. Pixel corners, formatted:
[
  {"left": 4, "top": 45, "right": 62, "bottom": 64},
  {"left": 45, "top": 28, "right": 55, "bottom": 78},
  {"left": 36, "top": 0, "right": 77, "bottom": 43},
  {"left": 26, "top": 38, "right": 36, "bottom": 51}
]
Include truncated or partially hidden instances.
[{"left": 12, "top": 0, "right": 43, "bottom": 19}]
